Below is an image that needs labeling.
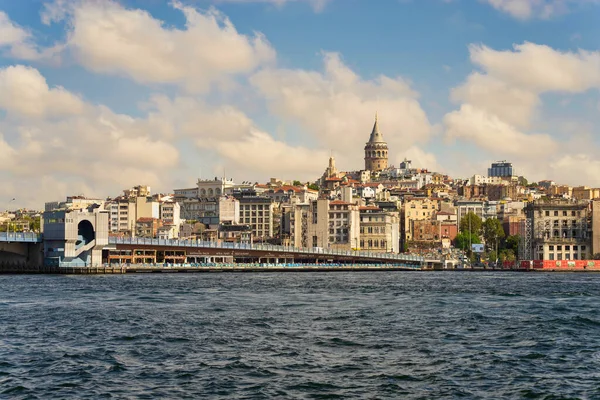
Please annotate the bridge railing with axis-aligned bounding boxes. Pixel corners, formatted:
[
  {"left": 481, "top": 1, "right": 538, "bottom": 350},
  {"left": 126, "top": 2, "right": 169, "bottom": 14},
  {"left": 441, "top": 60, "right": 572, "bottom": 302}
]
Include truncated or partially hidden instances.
[
  {"left": 107, "top": 237, "right": 424, "bottom": 262},
  {"left": 0, "top": 232, "right": 42, "bottom": 243}
]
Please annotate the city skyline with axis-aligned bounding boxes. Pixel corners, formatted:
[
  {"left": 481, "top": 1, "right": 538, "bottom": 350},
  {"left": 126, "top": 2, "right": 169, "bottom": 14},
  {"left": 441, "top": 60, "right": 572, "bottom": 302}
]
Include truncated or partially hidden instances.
[{"left": 0, "top": 0, "right": 599, "bottom": 209}]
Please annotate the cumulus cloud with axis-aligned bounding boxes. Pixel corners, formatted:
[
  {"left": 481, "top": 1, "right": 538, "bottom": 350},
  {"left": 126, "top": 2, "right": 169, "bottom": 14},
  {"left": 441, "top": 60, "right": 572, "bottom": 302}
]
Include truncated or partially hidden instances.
[
  {"left": 42, "top": 0, "right": 276, "bottom": 92},
  {"left": 450, "top": 73, "right": 539, "bottom": 128},
  {"left": 484, "top": 0, "right": 600, "bottom": 20},
  {"left": 0, "top": 65, "right": 181, "bottom": 208},
  {"left": 444, "top": 104, "right": 557, "bottom": 156},
  {"left": 215, "top": 130, "right": 329, "bottom": 177},
  {"left": 445, "top": 41, "right": 600, "bottom": 184},
  {"left": 469, "top": 43, "right": 600, "bottom": 93},
  {"left": 250, "top": 52, "right": 433, "bottom": 171},
  {"left": 0, "top": 11, "right": 61, "bottom": 61},
  {"left": 0, "top": 64, "right": 333, "bottom": 208},
  {"left": 0, "top": 65, "right": 85, "bottom": 118}
]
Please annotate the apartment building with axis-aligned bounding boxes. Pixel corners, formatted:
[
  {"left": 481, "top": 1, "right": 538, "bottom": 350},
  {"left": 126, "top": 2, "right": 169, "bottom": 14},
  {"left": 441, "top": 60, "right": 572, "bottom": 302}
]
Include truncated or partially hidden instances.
[
  {"left": 525, "top": 200, "right": 591, "bottom": 261},
  {"left": 402, "top": 197, "right": 440, "bottom": 245},
  {"left": 359, "top": 206, "right": 399, "bottom": 252},
  {"left": 237, "top": 195, "right": 274, "bottom": 241}
]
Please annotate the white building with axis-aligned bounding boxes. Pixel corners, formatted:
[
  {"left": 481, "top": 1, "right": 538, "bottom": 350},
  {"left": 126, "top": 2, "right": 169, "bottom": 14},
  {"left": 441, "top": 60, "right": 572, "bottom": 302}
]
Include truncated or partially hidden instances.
[{"left": 197, "top": 177, "right": 235, "bottom": 198}]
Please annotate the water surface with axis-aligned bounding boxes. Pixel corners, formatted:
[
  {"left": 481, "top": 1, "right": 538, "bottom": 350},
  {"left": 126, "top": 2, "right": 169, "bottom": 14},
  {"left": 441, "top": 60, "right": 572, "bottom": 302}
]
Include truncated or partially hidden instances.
[{"left": 1, "top": 272, "right": 600, "bottom": 399}]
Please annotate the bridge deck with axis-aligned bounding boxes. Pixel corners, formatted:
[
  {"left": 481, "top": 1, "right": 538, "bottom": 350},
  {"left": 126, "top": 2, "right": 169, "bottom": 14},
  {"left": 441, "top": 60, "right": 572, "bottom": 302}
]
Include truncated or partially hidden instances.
[
  {"left": 0, "top": 232, "right": 42, "bottom": 243},
  {"left": 108, "top": 237, "right": 424, "bottom": 264}
]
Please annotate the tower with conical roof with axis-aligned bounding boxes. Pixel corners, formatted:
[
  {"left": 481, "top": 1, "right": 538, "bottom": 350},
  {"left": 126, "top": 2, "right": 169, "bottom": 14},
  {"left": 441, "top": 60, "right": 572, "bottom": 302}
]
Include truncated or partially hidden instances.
[{"left": 364, "top": 112, "right": 388, "bottom": 172}]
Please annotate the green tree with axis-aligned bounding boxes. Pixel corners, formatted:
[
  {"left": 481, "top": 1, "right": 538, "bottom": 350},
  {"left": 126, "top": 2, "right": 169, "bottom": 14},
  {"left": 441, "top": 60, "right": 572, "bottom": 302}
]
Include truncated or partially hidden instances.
[
  {"left": 504, "top": 234, "right": 520, "bottom": 257},
  {"left": 292, "top": 180, "right": 302, "bottom": 186},
  {"left": 307, "top": 183, "right": 319, "bottom": 191},
  {"left": 487, "top": 250, "right": 498, "bottom": 263},
  {"left": 459, "top": 212, "right": 483, "bottom": 235},
  {"left": 483, "top": 218, "right": 505, "bottom": 252},
  {"left": 519, "top": 176, "right": 528, "bottom": 186},
  {"left": 454, "top": 232, "right": 481, "bottom": 251}
]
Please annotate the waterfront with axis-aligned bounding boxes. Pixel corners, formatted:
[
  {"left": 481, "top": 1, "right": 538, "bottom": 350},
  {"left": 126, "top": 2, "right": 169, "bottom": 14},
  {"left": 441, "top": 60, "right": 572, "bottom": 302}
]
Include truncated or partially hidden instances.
[{"left": 1, "top": 272, "right": 600, "bottom": 398}]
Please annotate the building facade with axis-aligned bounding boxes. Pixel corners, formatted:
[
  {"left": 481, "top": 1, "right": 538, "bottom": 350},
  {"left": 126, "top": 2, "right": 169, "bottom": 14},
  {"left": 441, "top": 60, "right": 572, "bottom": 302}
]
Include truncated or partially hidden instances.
[
  {"left": 488, "top": 161, "right": 514, "bottom": 178},
  {"left": 525, "top": 200, "right": 591, "bottom": 261},
  {"left": 359, "top": 207, "right": 400, "bottom": 252}
]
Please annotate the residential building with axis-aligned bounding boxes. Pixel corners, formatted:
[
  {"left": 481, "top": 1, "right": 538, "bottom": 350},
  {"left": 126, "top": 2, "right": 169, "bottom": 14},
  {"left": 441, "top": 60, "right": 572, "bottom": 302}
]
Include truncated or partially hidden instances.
[
  {"left": 402, "top": 197, "right": 440, "bottom": 246},
  {"left": 358, "top": 206, "right": 399, "bottom": 253},
  {"left": 525, "top": 200, "right": 591, "bottom": 261},
  {"left": 236, "top": 194, "right": 274, "bottom": 241},
  {"left": 136, "top": 218, "right": 162, "bottom": 238}
]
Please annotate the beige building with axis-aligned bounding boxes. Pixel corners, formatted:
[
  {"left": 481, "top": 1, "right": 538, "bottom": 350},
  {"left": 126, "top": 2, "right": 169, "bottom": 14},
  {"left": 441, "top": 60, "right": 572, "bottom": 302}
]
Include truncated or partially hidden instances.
[
  {"left": 402, "top": 197, "right": 440, "bottom": 243},
  {"left": 218, "top": 196, "right": 240, "bottom": 224},
  {"left": 572, "top": 186, "right": 600, "bottom": 201},
  {"left": 197, "top": 177, "right": 235, "bottom": 198},
  {"left": 526, "top": 199, "right": 591, "bottom": 260},
  {"left": 359, "top": 206, "right": 400, "bottom": 252},
  {"left": 289, "top": 199, "right": 360, "bottom": 250},
  {"left": 238, "top": 196, "right": 274, "bottom": 241}
]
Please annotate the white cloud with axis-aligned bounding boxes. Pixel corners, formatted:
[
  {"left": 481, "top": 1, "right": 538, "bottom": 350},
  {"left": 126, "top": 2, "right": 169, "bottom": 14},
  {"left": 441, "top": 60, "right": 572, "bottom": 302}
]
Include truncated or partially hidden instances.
[
  {"left": 0, "top": 11, "right": 61, "bottom": 61},
  {"left": 0, "top": 65, "right": 85, "bottom": 118},
  {"left": 0, "top": 65, "right": 181, "bottom": 208},
  {"left": 470, "top": 43, "right": 600, "bottom": 93},
  {"left": 450, "top": 72, "right": 540, "bottom": 128},
  {"left": 401, "top": 146, "right": 442, "bottom": 173},
  {"left": 250, "top": 52, "right": 433, "bottom": 171},
  {"left": 444, "top": 41, "right": 600, "bottom": 185},
  {"left": 484, "top": 0, "right": 600, "bottom": 20},
  {"left": 42, "top": 0, "right": 276, "bottom": 92},
  {"left": 444, "top": 104, "right": 557, "bottom": 156},
  {"left": 215, "top": 130, "right": 329, "bottom": 177},
  {"left": 0, "top": 64, "right": 335, "bottom": 208}
]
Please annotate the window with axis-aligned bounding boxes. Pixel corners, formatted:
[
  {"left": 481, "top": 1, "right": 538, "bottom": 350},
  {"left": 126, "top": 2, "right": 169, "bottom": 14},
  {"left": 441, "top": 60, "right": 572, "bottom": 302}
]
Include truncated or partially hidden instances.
[
  {"left": 574, "top": 246, "right": 578, "bottom": 251},
  {"left": 549, "top": 245, "right": 554, "bottom": 251},
  {"left": 581, "top": 246, "right": 586, "bottom": 251},
  {"left": 565, "top": 246, "right": 570, "bottom": 251},
  {"left": 549, "top": 253, "right": 554, "bottom": 260},
  {"left": 563, "top": 211, "right": 567, "bottom": 216},
  {"left": 545, "top": 211, "right": 550, "bottom": 216},
  {"left": 557, "top": 246, "right": 562, "bottom": 251},
  {"left": 554, "top": 211, "right": 558, "bottom": 216},
  {"left": 572, "top": 211, "right": 576, "bottom": 216}
]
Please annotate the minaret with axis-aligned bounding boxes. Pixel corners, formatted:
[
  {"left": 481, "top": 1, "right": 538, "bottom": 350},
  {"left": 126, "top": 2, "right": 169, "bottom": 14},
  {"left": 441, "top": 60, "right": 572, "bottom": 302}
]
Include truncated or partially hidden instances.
[{"left": 364, "top": 112, "right": 388, "bottom": 172}]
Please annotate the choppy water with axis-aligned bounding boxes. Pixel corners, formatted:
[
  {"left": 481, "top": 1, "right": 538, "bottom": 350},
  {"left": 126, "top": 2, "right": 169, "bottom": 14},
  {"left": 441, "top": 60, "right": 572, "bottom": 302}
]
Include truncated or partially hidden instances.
[{"left": 1, "top": 272, "right": 600, "bottom": 399}]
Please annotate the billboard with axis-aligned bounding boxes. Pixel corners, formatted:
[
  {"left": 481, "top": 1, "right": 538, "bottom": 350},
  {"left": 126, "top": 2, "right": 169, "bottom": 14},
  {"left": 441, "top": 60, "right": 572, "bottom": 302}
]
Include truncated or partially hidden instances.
[{"left": 471, "top": 244, "right": 484, "bottom": 253}]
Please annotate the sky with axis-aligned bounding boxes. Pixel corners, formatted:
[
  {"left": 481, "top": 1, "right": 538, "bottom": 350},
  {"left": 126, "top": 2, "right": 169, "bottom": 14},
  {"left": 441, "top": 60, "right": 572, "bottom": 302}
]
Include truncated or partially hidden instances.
[{"left": 0, "top": 0, "right": 599, "bottom": 209}]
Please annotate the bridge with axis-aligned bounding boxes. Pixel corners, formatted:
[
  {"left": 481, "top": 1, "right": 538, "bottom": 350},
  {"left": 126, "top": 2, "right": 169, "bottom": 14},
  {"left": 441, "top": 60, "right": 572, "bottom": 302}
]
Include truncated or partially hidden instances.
[
  {"left": 0, "top": 232, "right": 43, "bottom": 268},
  {"left": 0, "top": 232, "right": 424, "bottom": 271},
  {"left": 106, "top": 237, "right": 424, "bottom": 269},
  {"left": 0, "top": 232, "right": 42, "bottom": 243}
]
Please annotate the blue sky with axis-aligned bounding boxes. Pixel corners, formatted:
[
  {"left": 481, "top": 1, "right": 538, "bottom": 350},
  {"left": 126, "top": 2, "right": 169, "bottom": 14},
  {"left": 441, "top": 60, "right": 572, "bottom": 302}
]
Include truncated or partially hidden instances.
[{"left": 0, "top": 0, "right": 599, "bottom": 208}]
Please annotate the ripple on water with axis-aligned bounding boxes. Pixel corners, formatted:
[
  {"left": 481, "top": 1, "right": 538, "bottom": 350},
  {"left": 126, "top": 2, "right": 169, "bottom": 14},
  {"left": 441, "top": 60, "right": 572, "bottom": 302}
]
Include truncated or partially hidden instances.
[{"left": 1, "top": 272, "right": 600, "bottom": 398}]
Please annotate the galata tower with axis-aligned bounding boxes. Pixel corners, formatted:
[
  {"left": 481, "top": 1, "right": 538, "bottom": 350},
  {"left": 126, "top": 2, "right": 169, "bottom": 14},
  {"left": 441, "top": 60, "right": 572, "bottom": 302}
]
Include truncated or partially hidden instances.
[{"left": 364, "top": 113, "right": 388, "bottom": 172}]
